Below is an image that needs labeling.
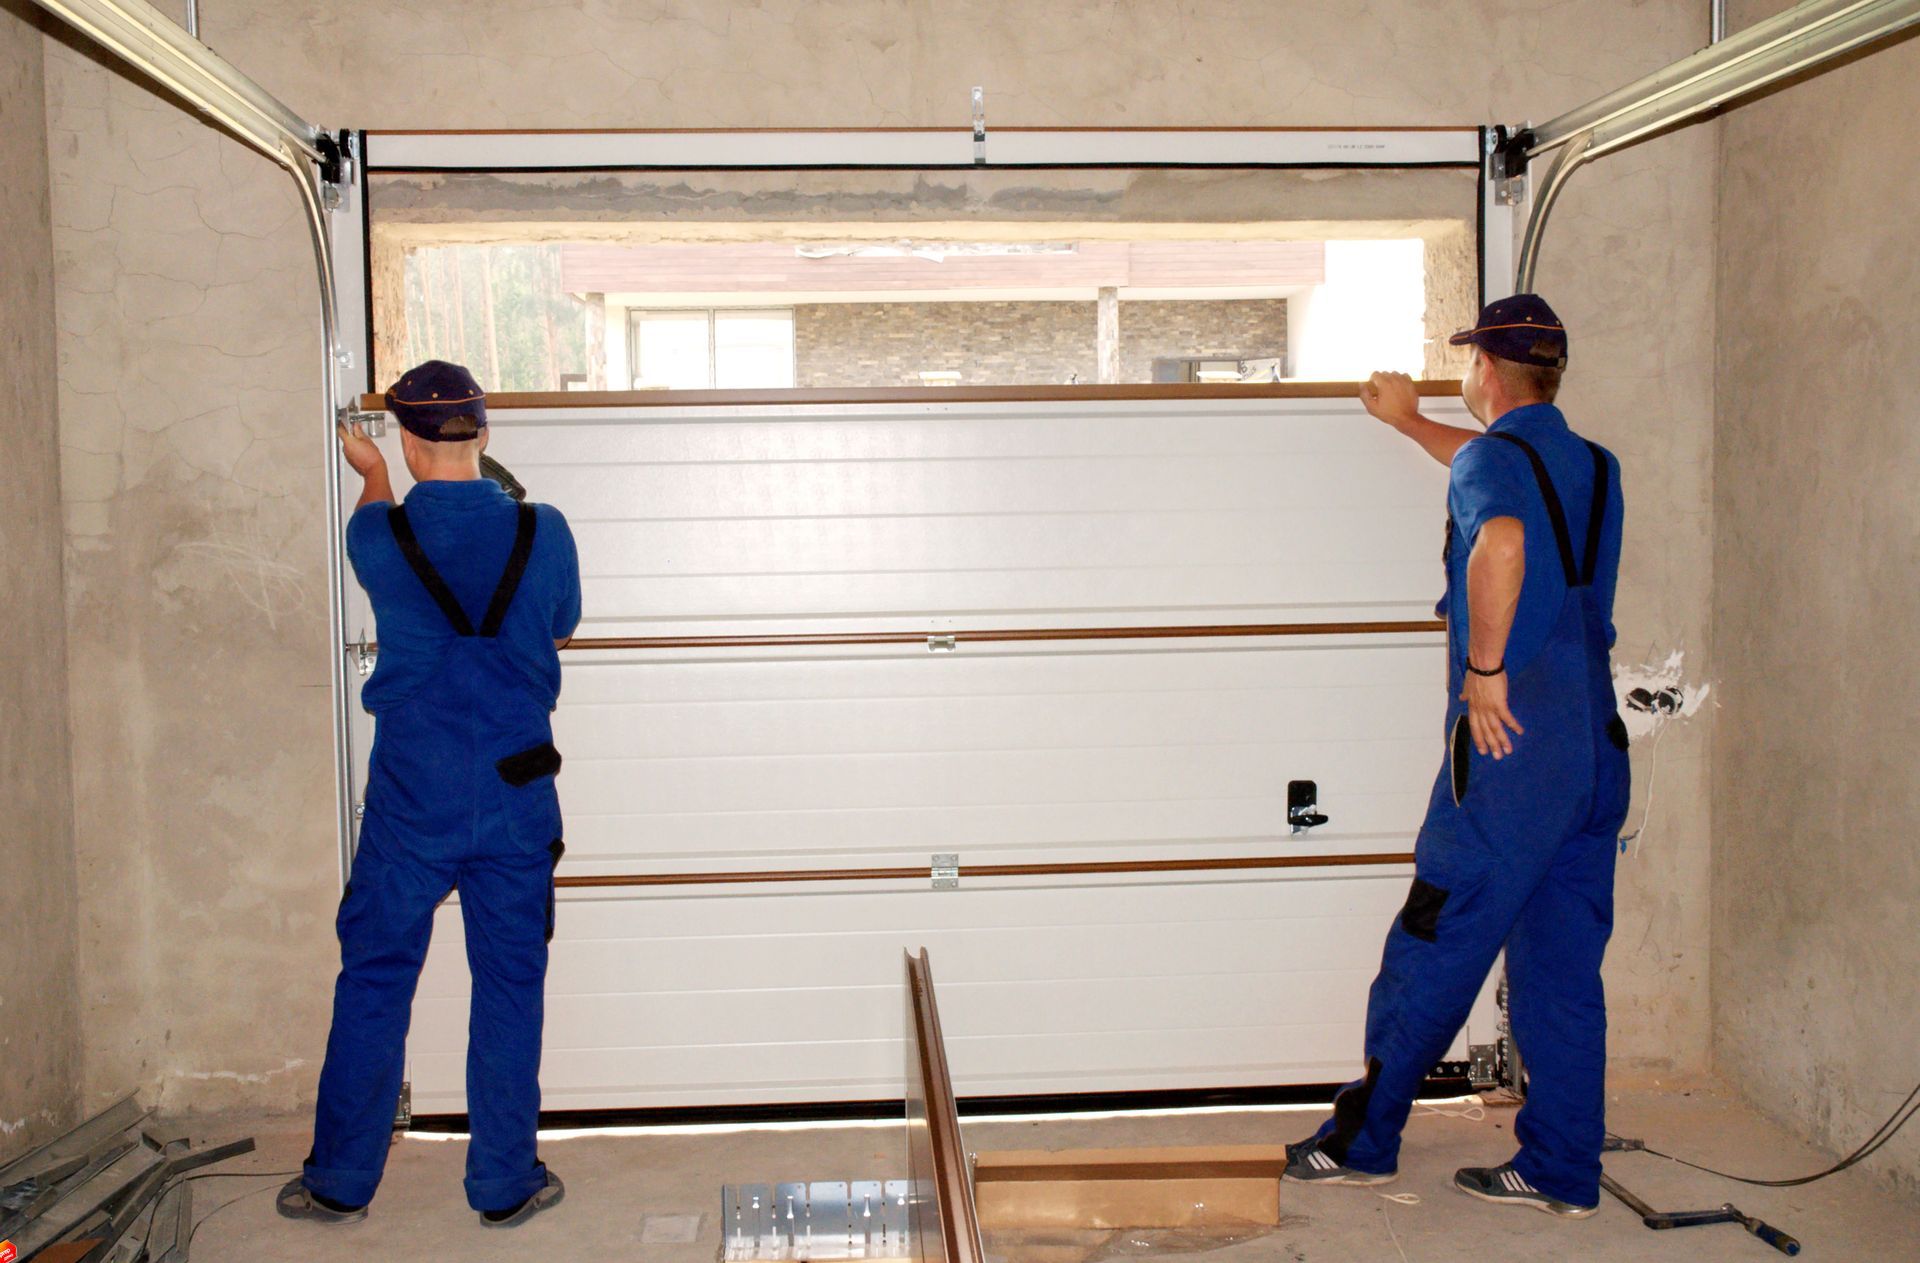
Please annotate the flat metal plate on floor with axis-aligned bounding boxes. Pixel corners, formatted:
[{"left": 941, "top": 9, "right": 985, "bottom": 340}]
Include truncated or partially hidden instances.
[{"left": 722, "top": 1178, "right": 911, "bottom": 1259}]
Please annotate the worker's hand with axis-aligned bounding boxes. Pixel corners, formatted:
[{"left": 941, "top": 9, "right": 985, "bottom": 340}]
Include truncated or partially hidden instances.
[
  {"left": 337, "top": 420, "right": 386, "bottom": 479},
  {"left": 1460, "top": 670, "right": 1524, "bottom": 759},
  {"left": 1359, "top": 371, "right": 1422, "bottom": 431}
]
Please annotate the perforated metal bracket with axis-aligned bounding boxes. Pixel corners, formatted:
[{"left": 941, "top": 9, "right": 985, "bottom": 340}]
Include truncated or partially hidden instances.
[
  {"left": 971, "top": 87, "right": 986, "bottom": 165},
  {"left": 931, "top": 854, "right": 959, "bottom": 890},
  {"left": 723, "top": 1178, "right": 911, "bottom": 1260}
]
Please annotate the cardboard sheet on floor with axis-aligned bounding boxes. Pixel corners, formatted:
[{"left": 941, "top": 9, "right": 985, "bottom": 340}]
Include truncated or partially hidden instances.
[{"left": 973, "top": 1145, "right": 1289, "bottom": 1230}]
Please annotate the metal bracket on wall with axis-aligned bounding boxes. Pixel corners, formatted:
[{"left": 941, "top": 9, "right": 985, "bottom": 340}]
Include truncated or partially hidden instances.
[
  {"left": 931, "top": 854, "right": 960, "bottom": 890},
  {"left": 971, "top": 87, "right": 986, "bottom": 165},
  {"left": 723, "top": 1179, "right": 912, "bottom": 1260},
  {"left": 926, "top": 634, "right": 957, "bottom": 653},
  {"left": 392, "top": 1081, "right": 411, "bottom": 1130}
]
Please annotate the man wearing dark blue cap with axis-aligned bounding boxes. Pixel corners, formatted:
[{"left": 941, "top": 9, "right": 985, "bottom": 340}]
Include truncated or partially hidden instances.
[
  {"left": 280, "top": 361, "right": 580, "bottom": 1229},
  {"left": 1283, "top": 296, "right": 1630, "bottom": 1219}
]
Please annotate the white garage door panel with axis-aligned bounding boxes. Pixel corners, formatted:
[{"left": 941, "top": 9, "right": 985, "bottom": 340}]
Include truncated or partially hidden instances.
[
  {"left": 481, "top": 400, "right": 1451, "bottom": 637},
  {"left": 410, "top": 873, "right": 1467, "bottom": 1111},
  {"left": 550, "top": 643, "right": 1445, "bottom": 871},
  {"left": 374, "top": 393, "right": 1497, "bottom": 1113}
]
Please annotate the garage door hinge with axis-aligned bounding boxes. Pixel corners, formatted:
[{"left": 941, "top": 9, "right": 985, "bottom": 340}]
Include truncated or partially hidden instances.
[
  {"left": 347, "top": 632, "right": 377, "bottom": 676},
  {"left": 931, "top": 854, "right": 959, "bottom": 890},
  {"left": 337, "top": 404, "right": 386, "bottom": 437},
  {"left": 972, "top": 87, "right": 986, "bottom": 165},
  {"left": 391, "top": 1080, "right": 411, "bottom": 1130}
]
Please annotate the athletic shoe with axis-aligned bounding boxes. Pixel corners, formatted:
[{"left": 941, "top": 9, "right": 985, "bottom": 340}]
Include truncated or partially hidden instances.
[
  {"left": 1453, "top": 1163, "right": 1598, "bottom": 1217},
  {"left": 274, "top": 1177, "right": 368, "bottom": 1224},
  {"left": 1282, "top": 1137, "right": 1399, "bottom": 1186},
  {"left": 479, "top": 1170, "right": 566, "bottom": 1228}
]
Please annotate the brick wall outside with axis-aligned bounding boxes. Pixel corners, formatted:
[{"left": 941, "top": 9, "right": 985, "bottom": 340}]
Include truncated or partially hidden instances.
[{"left": 793, "top": 298, "right": 1288, "bottom": 386}]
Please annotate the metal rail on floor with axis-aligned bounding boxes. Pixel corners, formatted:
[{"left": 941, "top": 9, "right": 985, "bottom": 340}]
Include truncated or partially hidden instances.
[
  {"left": 1506, "top": 0, "right": 1920, "bottom": 287},
  {"left": 906, "top": 950, "right": 987, "bottom": 1263}
]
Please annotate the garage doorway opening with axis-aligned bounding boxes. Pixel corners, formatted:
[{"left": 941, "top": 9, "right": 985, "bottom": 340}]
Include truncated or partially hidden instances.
[{"left": 364, "top": 160, "right": 1479, "bottom": 396}]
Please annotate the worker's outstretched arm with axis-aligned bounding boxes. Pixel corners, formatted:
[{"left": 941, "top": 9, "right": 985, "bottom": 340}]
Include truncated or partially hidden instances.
[
  {"left": 1359, "top": 371, "right": 1482, "bottom": 466},
  {"left": 338, "top": 421, "right": 395, "bottom": 509},
  {"left": 1462, "top": 516, "right": 1526, "bottom": 758}
]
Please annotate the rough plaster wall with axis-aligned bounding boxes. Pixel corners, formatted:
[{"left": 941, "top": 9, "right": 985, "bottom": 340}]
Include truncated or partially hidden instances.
[
  {"left": 0, "top": 0, "right": 82, "bottom": 1155},
  {"left": 1712, "top": 2, "right": 1920, "bottom": 1194},
  {"left": 43, "top": 0, "right": 1716, "bottom": 1111}
]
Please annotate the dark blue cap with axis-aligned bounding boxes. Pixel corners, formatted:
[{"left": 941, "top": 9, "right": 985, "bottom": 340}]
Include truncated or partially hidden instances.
[
  {"left": 1448, "top": 294, "right": 1568, "bottom": 369},
  {"left": 384, "top": 360, "right": 487, "bottom": 441}
]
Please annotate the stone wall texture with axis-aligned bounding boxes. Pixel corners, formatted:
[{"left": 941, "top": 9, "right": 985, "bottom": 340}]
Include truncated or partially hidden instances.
[
  {"left": 1711, "top": 0, "right": 1920, "bottom": 1196},
  {"left": 0, "top": 0, "right": 81, "bottom": 1156},
  {"left": 39, "top": 0, "right": 1718, "bottom": 1111},
  {"left": 793, "top": 297, "right": 1288, "bottom": 387}
]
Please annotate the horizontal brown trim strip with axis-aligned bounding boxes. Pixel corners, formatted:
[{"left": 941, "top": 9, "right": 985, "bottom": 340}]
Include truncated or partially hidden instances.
[
  {"left": 356, "top": 380, "right": 1462, "bottom": 412},
  {"left": 562, "top": 620, "right": 1445, "bottom": 652},
  {"left": 976, "top": 1158, "right": 1288, "bottom": 1183},
  {"left": 554, "top": 852, "right": 1416, "bottom": 889},
  {"left": 366, "top": 126, "right": 1480, "bottom": 137}
]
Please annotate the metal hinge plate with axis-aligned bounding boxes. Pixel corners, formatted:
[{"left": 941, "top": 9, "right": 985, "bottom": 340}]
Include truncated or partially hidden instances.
[
  {"left": 931, "top": 854, "right": 959, "bottom": 890},
  {"left": 392, "top": 1080, "right": 411, "bottom": 1130},
  {"left": 1467, "top": 1043, "right": 1500, "bottom": 1091},
  {"left": 338, "top": 405, "right": 386, "bottom": 437}
]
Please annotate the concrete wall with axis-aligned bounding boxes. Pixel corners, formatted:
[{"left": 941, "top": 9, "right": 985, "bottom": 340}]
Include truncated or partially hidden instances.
[
  {"left": 1712, "top": 2, "right": 1920, "bottom": 1194},
  {"left": 0, "top": 0, "right": 81, "bottom": 1155},
  {"left": 41, "top": 0, "right": 1718, "bottom": 1111}
]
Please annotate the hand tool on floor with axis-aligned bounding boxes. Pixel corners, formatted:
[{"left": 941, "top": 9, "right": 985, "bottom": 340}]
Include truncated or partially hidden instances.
[{"left": 1599, "top": 1171, "right": 1800, "bottom": 1256}]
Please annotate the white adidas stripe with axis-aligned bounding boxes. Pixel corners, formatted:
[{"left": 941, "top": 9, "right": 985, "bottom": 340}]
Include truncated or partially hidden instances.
[
  {"left": 1499, "top": 1170, "right": 1536, "bottom": 1193},
  {"left": 1310, "top": 1151, "right": 1336, "bottom": 1170}
]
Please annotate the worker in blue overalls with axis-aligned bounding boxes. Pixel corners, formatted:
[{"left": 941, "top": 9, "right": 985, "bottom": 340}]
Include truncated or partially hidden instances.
[
  {"left": 280, "top": 361, "right": 581, "bottom": 1229},
  {"left": 1283, "top": 296, "right": 1630, "bottom": 1217}
]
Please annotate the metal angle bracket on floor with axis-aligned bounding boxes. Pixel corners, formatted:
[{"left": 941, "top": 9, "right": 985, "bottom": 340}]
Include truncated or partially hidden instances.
[{"left": 721, "top": 1179, "right": 913, "bottom": 1261}]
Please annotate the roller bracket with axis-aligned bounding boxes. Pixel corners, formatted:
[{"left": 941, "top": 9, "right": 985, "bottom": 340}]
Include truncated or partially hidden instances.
[
  {"left": 338, "top": 405, "right": 385, "bottom": 437},
  {"left": 1489, "top": 124, "right": 1534, "bottom": 205}
]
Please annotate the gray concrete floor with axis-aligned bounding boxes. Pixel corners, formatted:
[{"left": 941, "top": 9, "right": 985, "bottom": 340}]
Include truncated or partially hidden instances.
[{"left": 179, "top": 1078, "right": 1919, "bottom": 1261}]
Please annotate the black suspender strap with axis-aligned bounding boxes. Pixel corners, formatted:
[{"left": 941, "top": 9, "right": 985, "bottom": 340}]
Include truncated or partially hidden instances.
[
  {"left": 479, "top": 503, "right": 539, "bottom": 637},
  {"left": 388, "top": 505, "right": 477, "bottom": 636},
  {"left": 1481, "top": 432, "right": 1581, "bottom": 588},
  {"left": 1581, "top": 441, "right": 1610, "bottom": 588}
]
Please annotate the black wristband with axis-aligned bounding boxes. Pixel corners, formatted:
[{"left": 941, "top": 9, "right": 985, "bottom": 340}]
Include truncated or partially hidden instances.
[{"left": 1466, "top": 660, "right": 1505, "bottom": 678}]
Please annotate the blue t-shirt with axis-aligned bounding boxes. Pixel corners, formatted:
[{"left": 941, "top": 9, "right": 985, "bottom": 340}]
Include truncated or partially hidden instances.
[
  {"left": 348, "top": 479, "right": 582, "bottom": 714},
  {"left": 1443, "top": 404, "right": 1623, "bottom": 676}
]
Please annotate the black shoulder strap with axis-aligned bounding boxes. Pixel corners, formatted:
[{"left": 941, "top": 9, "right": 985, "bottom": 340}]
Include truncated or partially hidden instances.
[
  {"left": 478, "top": 503, "right": 539, "bottom": 638},
  {"left": 1481, "top": 432, "right": 1580, "bottom": 588},
  {"left": 388, "top": 505, "right": 476, "bottom": 636},
  {"left": 1581, "top": 442, "right": 1610, "bottom": 587}
]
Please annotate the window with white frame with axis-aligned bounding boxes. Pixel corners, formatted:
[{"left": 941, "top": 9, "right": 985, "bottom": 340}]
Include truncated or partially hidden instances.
[{"left": 629, "top": 308, "right": 796, "bottom": 390}]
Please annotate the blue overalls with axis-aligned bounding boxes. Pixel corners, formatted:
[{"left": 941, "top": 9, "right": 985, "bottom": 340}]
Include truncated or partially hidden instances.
[
  {"left": 1313, "top": 411, "right": 1631, "bottom": 1208},
  {"left": 306, "top": 489, "right": 571, "bottom": 1213}
]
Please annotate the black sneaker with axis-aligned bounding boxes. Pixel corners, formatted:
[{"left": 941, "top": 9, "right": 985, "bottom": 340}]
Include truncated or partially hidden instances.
[
  {"left": 1453, "top": 1164, "right": 1597, "bottom": 1218},
  {"left": 1283, "top": 1137, "right": 1398, "bottom": 1186},
  {"left": 479, "top": 1171, "right": 566, "bottom": 1228},
  {"left": 275, "top": 1177, "right": 368, "bottom": 1224}
]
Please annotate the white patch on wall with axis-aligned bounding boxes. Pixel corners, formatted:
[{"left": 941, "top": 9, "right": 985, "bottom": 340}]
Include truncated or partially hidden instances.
[
  {"left": 1613, "top": 649, "right": 1713, "bottom": 855},
  {"left": 176, "top": 1057, "right": 307, "bottom": 1085}
]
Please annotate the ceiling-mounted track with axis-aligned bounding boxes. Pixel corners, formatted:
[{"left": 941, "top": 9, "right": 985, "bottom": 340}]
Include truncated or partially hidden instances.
[{"left": 1504, "top": 0, "right": 1920, "bottom": 288}]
